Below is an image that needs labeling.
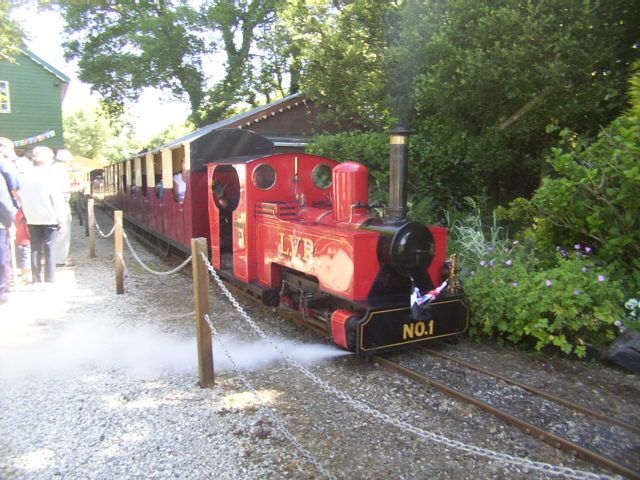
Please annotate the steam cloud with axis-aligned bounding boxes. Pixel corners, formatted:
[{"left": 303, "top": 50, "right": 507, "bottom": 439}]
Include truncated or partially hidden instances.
[{"left": 0, "top": 319, "right": 351, "bottom": 381}]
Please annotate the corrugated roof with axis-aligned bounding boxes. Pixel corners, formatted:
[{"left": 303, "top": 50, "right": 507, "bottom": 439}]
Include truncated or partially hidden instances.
[{"left": 147, "top": 93, "right": 305, "bottom": 154}]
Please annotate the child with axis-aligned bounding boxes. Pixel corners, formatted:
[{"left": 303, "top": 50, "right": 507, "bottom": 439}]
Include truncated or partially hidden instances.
[{"left": 15, "top": 209, "right": 31, "bottom": 284}]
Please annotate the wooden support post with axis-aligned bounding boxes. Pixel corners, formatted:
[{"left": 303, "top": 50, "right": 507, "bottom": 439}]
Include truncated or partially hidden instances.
[
  {"left": 115, "top": 210, "right": 124, "bottom": 294},
  {"left": 88, "top": 198, "right": 96, "bottom": 258},
  {"left": 84, "top": 195, "right": 89, "bottom": 237},
  {"left": 77, "top": 192, "right": 83, "bottom": 226},
  {"left": 191, "top": 237, "right": 214, "bottom": 388}
]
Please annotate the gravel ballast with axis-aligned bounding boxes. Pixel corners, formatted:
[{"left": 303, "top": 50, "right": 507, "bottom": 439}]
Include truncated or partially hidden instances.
[{"left": 1, "top": 211, "right": 638, "bottom": 479}]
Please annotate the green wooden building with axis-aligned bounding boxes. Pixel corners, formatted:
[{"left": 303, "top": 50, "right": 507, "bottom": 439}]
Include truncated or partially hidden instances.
[{"left": 0, "top": 48, "right": 70, "bottom": 149}]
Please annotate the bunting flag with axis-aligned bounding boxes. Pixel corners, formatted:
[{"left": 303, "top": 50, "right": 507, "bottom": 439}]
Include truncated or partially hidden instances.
[{"left": 13, "top": 130, "right": 56, "bottom": 147}]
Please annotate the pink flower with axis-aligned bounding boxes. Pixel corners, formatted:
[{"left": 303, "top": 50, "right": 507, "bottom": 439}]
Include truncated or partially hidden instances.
[{"left": 545, "top": 279, "right": 552, "bottom": 287}]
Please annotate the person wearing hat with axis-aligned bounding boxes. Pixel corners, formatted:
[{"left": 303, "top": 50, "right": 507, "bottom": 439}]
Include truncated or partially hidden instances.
[{"left": 53, "top": 149, "right": 73, "bottom": 266}]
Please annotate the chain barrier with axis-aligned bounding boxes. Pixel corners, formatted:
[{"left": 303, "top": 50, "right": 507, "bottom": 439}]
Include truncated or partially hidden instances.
[
  {"left": 203, "top": 314, "right": 336, "bottom": 480},
  {"left": 200, "top": 253, "right": 615, "bottom": 480},
  {"left": 122, "top": 230, "right": 192, "bottom": 276}
]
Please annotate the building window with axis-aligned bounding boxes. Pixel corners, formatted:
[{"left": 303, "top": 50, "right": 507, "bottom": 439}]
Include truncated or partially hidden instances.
[{"left": 0, "top": 81, "right": 10, "bottom": 113}]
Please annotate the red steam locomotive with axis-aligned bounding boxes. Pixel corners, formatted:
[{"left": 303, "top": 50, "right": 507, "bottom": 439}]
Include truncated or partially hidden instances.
[{"left": 103, "top": 126, "right": 468, "bottom": 355}]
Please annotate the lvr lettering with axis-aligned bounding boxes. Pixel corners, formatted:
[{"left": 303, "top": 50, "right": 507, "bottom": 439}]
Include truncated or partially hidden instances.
[{"left": 278, "top": 233, "right": 314, "bottom": 262}]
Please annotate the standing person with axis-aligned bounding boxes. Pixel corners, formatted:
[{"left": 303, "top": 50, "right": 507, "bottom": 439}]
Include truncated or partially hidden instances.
[
  {"left": 172, "top": 158, "right": 187, "bottom": 203},
  {"left": 53, "top": 149, "right": 73, "bottom": 266},
  {"left": 0, "top": 137, "right": 21, "bottom": 207},
  {"left": 0, "top": 137, "right": 20, "bottom": 302},
  {"left": 0, "top": 173, "right": 17, "bottom": 303},
  {"left": 13, "top": 151, "right": 32, "bottom": 283},
  {"left": 20, "top": 147, "right": 66, "bottom": 284}
]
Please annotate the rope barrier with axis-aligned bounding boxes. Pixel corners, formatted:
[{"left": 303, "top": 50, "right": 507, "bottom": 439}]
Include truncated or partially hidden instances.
[
  {"left": 200, "top": 252, "right": 615, "bottom": 480},
  {"left": 122, "top": 230, "right": 192, "bottom": 276},
  {"left": 95, "top": 220, "right": 116, "bottom": 238}
]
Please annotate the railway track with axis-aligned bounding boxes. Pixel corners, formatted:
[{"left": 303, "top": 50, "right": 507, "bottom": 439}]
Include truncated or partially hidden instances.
[
  {"left": 109, "top": 215, "right": 639, "bottom": 478},
  {"left": 375, "top": 348, "right": 640, "bottom": 480}
]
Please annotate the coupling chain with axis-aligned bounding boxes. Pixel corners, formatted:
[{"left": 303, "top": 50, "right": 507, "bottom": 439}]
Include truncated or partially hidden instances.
[
  {"left": 200, "top": 253, "right": 614, "bottom": 480},
  {"left": 122, "top": 230, "right": 192, "bottom": 276},
  {"left": 203, "top": 314, "right": 336, "bottom": 480}
]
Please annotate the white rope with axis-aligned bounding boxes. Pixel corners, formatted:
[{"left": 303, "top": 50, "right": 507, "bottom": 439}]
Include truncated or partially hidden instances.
[{"left": 122, "top": 230, "right": 192, "bottom": 276}]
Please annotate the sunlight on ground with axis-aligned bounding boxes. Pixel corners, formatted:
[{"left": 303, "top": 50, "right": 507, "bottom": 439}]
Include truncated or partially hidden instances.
[
  {"left": 0, "top": 268, "right": 107, "bottom": 348},
  {"left": 13, "top": 448, "right": 55, "bottom": 472},
  {"left": 221, "top": 389, "right": 281, "bottom": 411}
]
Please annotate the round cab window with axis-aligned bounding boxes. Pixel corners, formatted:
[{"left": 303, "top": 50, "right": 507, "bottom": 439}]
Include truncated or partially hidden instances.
[
  {"left": 252, "top": 164, "right": 276, "bottom": 190},
  {"left": 312, "top": 163, "right": 332, "bottom": 189}
]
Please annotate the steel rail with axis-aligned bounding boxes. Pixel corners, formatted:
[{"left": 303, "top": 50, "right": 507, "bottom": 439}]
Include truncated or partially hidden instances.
[
  {"left": 420, "top": 346, "right": 640, "bottom": 437},
  {"left": 374, "top": 355, "right": 640, "bottom": 480}
]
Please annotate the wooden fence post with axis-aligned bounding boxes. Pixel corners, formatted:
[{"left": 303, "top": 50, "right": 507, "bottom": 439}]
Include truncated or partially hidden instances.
[
  {"left": 84, "top": 195, "right": 90, "bottom": 237},
  {"left": 88, "top": 198, "right": 96, "bottom": 258},
  {"left": 77, "top": 191, "right": 84, "bottom": 226},
  {"left": 191, "top": 237, "right": 214, "bottom": 388},
  {"left": 115, "top": 210, "right": 124, "bottom": 294}
]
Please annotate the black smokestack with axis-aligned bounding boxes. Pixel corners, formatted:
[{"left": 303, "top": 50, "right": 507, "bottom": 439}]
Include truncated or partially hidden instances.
[{"left": 387, "top": 124, "right": 411, "bottom": 221}]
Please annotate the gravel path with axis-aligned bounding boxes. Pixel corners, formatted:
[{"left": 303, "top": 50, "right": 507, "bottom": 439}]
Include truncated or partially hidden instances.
[{"left": 1, "top": 210, "right": 638, "bottom": 480}]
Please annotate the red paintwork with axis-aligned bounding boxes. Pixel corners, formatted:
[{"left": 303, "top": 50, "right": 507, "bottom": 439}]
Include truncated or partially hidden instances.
[
  {"left": 428, "top": 226, "right": 448, "bottom": 287},
  {"left": 330, "top": 309, "right": 354, "bottom": 349},
  {"left": 106, "top": 149, "right": 450, "bottom": 305},
  {"left": 103, "top": 170, "right": 211, "bottom": 252},
  {"left": 333, "top": 162, "right": 370, "bottom": 225},
  {"left": 206, "top": 153, "right": 449, "bottom": 302}
]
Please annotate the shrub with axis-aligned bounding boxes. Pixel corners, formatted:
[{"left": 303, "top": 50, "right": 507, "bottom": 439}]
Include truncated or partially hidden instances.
[
  {"left": 464, "top": 244, "right": 623, "bottom": 357},
  {"left": 498, "top": 115, "right": 640, "bottom": 295}
]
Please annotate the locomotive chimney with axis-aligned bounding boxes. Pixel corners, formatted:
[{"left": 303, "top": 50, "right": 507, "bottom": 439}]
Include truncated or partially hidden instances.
[{"left": 387, "top": 124, "right": 411, "bottom": 221}]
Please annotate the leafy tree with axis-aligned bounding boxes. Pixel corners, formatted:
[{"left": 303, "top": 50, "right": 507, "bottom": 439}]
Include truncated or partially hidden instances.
[
  {"left": 141, "top": 121, "right": 194, "bottom": 151},
  {"left": 0, "top": 2, "right": 25, "bottom": 61},
  {"left": 63, "top": 104, "right": 140, "bottom": 162},
  {"left": 60, "top": 0, "right": 284, "bottom": 126},
  {"left": 393, "top": 0, "right": 640, "bottom": 205},
  {"left": 295, "top": 0, "right": 397, "bottom": 128},
  {"left": 499, "top": 68, "right": 640, "bottom": 293}
]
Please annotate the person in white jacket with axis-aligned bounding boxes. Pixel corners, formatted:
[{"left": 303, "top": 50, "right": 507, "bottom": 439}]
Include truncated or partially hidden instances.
[{"left": 20, "top": 147, "right": 66, "bottom": 283}]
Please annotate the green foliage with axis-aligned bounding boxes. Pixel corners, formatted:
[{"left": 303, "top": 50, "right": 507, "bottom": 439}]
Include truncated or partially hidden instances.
[
  {"left": 0, "top": 3, "right": 24, "bottom": 62},
  {"left": 141, "top": 121, "right": 195, "bottom": 152},
  {"left": 392, "top": 0, "right": 640, "bottom": 205},
  {"left": 622, "top": 298, "right": 640, "bottom": 332},
  {"left": 446, "top": 198, "right": 511, "bottom": 267},
  {"left": 63, "top": 104, "right": 140, "bottom": 162},
  {"left": 463, "top": 242, "right": 623, "bottom": 357},
  {"left": 500, "top": 114, "right": 640, "bottom": 294},
  {"left": 296, "top": 0, "right": 396, "bottom": 128},
  {"left": 60, "top": 0, "right": 284, "bottom": 125},
  {"left": 308, "top": 130, "right": 390, "bottom": 204}
]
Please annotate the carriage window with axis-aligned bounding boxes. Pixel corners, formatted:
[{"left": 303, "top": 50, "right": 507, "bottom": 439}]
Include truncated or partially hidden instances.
[
  {"left": 252, "top": 164, "right": 276, "bottom": 190},
  {"left": 312, "top": 163, "right": 332, "bottom": 189}
]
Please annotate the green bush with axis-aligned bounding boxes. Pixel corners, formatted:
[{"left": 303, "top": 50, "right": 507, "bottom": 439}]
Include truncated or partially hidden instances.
[
  {"left": 464, "top": 245, "right": 623, "bottom": 357},
  {"left": 498, "top": 115, "right": 640, "bottom": 295},
  {"left": 308, "top": 131, "right": 390, "bottom": 205}
]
